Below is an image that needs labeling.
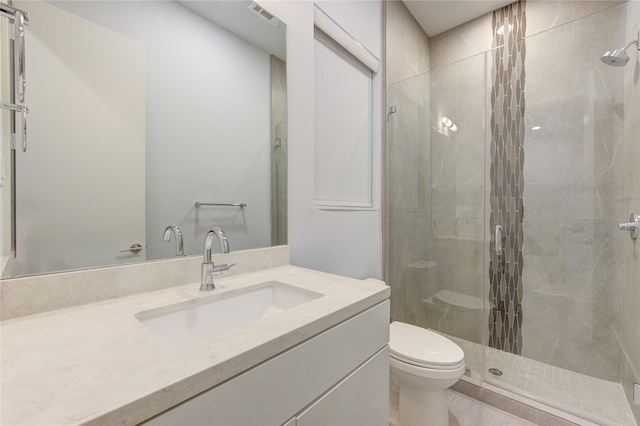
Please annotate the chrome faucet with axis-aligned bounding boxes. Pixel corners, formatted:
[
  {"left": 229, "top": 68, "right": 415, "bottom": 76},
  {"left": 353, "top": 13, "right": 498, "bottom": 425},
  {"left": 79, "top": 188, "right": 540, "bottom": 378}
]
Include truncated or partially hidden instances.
[
  {"left": 200, "top": 228, "right": 234, "bottom": 292},
  {"left": 163, "top": 225, "right": 184, "bottom": 257}
]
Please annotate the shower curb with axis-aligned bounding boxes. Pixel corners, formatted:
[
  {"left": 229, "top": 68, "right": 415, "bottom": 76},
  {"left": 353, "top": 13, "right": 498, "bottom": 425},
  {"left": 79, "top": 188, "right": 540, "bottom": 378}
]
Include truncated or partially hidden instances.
[{"left": 452, "top": 375, "right": 603, "bottom": 426}]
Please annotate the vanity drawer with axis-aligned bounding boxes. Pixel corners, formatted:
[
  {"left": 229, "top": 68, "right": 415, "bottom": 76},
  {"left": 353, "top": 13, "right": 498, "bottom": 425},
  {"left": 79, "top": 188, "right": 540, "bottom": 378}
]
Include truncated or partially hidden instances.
[{"left": 143, "top": 300, "right": 390, "bottom": 425}]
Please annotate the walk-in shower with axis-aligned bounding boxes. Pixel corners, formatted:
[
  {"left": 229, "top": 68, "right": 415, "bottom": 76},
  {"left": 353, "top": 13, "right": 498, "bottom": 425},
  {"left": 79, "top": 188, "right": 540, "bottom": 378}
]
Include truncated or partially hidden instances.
[{"left": 387, "top": 2, "right": 637, "bottom": 424}]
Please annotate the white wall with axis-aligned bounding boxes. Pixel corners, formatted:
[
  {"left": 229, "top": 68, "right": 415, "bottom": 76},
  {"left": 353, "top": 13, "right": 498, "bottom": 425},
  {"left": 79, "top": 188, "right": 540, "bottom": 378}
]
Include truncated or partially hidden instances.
[{"left": 258, "top": 0, "right": 383, "bottom": 280}]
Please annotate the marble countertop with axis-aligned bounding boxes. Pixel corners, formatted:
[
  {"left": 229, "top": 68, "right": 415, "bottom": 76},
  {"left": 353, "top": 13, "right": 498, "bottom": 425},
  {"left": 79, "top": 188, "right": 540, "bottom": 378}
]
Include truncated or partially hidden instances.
[{"left": 1, "top": 265, "right": 389, "bottom": 425}]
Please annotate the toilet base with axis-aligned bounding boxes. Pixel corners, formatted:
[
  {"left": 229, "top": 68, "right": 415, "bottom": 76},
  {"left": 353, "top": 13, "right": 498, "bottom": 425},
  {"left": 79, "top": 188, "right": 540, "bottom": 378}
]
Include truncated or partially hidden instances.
[{"left": 396, "top": 385, "right": 449, "bottom": 426}]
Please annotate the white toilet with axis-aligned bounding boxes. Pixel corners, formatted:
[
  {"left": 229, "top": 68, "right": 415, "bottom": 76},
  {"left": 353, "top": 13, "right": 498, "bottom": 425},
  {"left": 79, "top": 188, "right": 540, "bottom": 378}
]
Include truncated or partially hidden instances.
[{"left": 389, "top": 321, "right": 465, "bottom": 426}]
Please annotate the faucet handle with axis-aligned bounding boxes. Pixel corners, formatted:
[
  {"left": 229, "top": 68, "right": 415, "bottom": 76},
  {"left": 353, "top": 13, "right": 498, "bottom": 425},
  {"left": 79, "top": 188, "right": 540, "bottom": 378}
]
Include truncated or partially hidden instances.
[{"left": 212, "top": 263, "right": 236, "bottom": 275}]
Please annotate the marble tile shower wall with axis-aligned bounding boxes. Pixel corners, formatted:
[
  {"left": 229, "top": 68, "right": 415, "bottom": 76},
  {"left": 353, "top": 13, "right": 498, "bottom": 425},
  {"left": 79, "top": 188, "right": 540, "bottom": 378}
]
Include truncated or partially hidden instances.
[
  {"left": 520, "top": 3, "right": 626, "bottom": 382},
  {"left": 387, "top": 0, "right": 631, "bottom": 383}
]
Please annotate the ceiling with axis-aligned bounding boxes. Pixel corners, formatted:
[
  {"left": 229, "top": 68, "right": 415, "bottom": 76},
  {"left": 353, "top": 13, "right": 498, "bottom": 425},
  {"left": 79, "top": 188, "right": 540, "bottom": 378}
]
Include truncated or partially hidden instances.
[{"left": 402, "top": 0, "right": 514, "bottom": 37}]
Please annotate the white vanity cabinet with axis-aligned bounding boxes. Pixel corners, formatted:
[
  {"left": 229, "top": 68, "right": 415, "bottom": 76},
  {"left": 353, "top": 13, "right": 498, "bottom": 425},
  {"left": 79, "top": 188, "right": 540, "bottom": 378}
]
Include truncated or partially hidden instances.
[
  {"left": 294, "top": 347, "right": 389, "bottom": 425},
  {"left": 143, "top": 301, "right": 390, "bottom": 425}
]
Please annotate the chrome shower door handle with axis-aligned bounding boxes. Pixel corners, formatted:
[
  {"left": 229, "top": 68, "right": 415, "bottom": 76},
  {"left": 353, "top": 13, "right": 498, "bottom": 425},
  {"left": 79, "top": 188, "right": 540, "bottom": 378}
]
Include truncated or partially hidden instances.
[
  {"left": 495, "top": 225, "right": 503, "bottom": 256},
  {"left": 618, "top": 213, "right": 638, "bottom": 240}
]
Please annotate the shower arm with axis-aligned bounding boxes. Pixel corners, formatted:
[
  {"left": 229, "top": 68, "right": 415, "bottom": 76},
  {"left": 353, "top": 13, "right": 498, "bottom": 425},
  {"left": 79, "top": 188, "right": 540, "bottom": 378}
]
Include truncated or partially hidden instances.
[{"left": 622, "top": 32, "right": 640, "bottom": 51}]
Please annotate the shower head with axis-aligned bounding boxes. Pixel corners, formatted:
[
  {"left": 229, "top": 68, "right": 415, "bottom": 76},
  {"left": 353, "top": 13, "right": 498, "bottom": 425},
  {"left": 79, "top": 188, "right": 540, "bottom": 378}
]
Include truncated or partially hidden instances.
[
  {"left": 601, "top": 31, "right": 640, "bottom": 67},
  {"left": 601, "top": 49, "right": 630, "bottom": 67}
]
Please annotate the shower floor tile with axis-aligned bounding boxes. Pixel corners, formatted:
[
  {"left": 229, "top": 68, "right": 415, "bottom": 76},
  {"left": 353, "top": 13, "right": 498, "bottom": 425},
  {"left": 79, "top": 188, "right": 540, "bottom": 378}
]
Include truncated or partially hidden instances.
[{"left": 447, "top": 335, "right": 636, "bottom": 426}]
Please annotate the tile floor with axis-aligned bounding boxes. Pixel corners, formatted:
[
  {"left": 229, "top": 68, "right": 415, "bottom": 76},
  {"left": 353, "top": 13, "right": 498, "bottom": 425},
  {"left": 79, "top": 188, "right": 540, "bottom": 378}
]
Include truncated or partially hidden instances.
[
  {"left": 448, "top": 335, "right": 637, "bottom": 426},
  {"left": 446, "top": 390, "right": 536, "bottom": 426}
]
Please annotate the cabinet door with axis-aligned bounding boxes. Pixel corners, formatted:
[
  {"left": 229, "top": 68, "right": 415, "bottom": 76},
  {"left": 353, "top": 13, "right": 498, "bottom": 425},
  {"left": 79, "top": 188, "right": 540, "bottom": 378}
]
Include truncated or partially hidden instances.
[
  {"left": 143, "top": 301, "right": 389, "bottom": 426},
  {"left": 296, "top": 346, "right": 389, "bottom": 426}
]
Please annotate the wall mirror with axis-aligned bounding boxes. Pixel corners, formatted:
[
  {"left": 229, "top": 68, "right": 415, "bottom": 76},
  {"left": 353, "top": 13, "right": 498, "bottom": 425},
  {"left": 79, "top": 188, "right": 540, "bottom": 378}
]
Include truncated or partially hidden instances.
[{"left": 0, "top": 0, "right": 287, "bottom": 278}]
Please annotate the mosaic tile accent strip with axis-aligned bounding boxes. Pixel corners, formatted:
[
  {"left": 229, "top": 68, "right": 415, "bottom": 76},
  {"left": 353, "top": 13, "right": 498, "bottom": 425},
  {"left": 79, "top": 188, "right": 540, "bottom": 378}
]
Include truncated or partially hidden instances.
[{"left": 489, "top": 1, "right": 526, "bottom": 355}]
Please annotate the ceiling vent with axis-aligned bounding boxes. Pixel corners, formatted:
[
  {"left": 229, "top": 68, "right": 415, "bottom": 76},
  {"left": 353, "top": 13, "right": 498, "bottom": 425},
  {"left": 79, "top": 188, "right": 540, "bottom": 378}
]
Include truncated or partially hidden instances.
[{"left": 248, "top": 3, "right": 281, "bottom": 27}]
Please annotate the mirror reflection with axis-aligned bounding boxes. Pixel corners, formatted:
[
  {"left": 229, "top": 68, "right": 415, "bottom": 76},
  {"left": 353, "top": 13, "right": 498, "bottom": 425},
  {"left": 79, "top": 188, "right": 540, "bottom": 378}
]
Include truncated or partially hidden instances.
[{"left": 0, "top": 0, "right": 287, "bottom": 278}]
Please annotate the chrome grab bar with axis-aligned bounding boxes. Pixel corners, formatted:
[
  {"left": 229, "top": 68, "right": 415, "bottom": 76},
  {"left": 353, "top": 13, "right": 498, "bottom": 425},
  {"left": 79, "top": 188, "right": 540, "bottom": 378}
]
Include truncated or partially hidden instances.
[
  {"left": 195, "top": 202, "right": 247, "bottom": 208},
  {"left": 495, "top": 225, "right": 503, "bottom": 256},
  {"left": 618, "top": 213, "right": 638, "bottom": 240}
]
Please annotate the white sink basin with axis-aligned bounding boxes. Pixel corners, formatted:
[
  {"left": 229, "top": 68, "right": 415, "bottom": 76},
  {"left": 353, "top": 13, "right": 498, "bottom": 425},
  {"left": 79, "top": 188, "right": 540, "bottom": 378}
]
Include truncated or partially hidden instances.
[{"left": 136, "top": 281, "right": 323, "bottom": 348}]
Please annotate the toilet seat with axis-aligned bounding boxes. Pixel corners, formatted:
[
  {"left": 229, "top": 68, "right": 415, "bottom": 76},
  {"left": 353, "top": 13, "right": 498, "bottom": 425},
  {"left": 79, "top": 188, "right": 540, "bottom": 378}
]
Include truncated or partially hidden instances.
[{"left": 389, "top": 322, "right": 464, "bottom": 370}]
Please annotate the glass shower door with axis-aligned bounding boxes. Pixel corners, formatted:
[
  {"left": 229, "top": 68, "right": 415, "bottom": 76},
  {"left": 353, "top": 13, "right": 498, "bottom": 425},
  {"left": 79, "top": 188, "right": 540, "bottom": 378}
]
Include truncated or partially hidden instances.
[
  {"left": 387, "top": 51, "right": 487, "bottom": 380},
  {"left": 427, "top": 53, "right": 487, "bottom": 377},
  {"left": 387, "top": 71, "right": 431, "bottom": 326}
]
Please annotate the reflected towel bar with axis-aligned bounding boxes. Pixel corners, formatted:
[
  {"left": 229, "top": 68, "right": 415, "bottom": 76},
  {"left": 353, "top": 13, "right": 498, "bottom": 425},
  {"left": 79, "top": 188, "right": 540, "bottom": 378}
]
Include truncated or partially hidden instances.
[
  {"left": 0, "top": 102, "right": 28, "bottom": 113},
  {"left": 195, "top": 202, "right": 247, "bottom": 208}
]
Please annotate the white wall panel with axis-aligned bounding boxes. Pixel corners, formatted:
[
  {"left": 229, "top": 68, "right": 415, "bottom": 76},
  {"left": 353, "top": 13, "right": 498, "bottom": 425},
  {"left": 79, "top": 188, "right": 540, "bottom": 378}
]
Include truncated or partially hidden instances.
[
  {"left": 258, "top": 0, "right": 383, "bottom": 280},
  {"left": 313, "top": 33, "right": 372, "bottom": 208}
]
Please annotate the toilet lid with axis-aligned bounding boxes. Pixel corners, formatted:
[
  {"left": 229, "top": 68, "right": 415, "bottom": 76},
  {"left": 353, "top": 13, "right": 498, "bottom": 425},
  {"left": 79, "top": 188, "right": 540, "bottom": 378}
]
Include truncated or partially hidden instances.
[{"left": 389, "top": 322, "right": 464, "bottom": 368}]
